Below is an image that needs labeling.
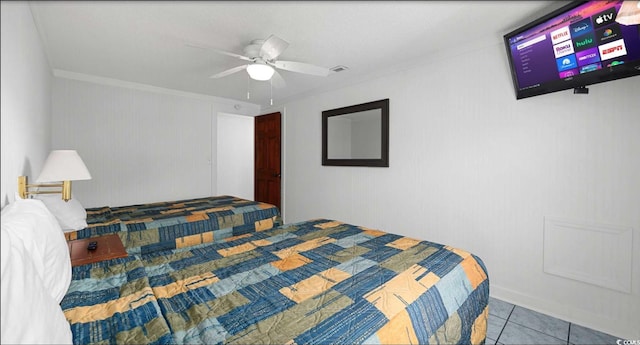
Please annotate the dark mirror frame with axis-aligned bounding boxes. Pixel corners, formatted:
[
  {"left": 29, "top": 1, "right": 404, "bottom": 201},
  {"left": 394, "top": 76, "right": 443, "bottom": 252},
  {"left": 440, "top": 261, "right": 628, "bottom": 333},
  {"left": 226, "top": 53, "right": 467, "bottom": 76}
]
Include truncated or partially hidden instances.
[{"left": 322, "top": 98, "right": 389, "bottom": 167}]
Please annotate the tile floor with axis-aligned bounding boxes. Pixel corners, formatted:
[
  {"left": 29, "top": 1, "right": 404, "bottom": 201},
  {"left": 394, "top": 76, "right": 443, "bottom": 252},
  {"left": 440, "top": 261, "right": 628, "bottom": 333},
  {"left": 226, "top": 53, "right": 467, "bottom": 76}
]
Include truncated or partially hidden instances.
[{"left": 487, "top": 297, "right": 621, "bottom": 345}]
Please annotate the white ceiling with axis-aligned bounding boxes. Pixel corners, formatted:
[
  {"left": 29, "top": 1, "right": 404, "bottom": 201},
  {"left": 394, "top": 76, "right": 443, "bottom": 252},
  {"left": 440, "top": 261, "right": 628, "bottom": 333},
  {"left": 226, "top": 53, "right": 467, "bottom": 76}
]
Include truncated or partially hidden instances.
[{"left": 29, "top": 1, "right": 556, "bottom": 106}]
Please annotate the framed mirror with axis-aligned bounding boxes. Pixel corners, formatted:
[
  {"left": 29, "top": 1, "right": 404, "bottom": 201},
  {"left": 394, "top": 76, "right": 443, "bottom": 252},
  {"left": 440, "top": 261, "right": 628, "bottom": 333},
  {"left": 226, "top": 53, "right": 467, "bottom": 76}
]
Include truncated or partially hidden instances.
[{"left": 322, "top": 98, "right": 389, "bottom": 167}]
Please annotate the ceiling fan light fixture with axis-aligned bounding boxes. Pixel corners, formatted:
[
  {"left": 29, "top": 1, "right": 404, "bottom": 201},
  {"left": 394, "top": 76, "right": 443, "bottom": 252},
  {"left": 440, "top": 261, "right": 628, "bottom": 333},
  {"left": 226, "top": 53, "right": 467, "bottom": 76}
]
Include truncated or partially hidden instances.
[{"left": 246, "top": 63, "right": 275, "bottom": 81}]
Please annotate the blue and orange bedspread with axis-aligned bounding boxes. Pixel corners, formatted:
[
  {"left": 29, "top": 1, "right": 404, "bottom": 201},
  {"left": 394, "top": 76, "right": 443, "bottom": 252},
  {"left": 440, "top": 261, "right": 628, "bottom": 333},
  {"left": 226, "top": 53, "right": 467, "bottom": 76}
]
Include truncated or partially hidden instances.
[
  {"left": 64, "top": 195, "right": 282, "bottom": 255},
  {"left": 61, "top": 218, "right": 489, "bottom": 344}
]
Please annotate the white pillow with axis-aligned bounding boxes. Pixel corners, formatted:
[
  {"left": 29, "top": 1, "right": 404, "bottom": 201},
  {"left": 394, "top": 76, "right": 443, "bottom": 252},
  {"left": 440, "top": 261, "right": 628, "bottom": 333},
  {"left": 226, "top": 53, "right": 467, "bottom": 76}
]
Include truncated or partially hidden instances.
[
  {"left": 1, "top": 198, "right": 72, "bottom": 303},
  {"left": 1, "top": 220, "right": 73, "bottom": 344},
  {"left": 37, "top": 194, "right": 88, "bottom": 231}
]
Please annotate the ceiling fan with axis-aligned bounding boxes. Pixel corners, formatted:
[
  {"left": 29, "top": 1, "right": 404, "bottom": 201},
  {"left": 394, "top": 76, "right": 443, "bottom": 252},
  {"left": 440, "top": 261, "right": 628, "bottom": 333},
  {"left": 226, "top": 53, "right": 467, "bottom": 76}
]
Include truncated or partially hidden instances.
[{"left": 197, "top": 34, "right": 331, "bottom": 88}]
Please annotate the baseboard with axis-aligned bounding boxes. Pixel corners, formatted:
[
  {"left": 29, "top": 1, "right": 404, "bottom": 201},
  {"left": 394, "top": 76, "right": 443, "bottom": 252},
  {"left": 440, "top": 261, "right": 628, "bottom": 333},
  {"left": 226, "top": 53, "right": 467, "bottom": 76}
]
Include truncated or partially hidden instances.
[{"left": 490, "top": 284, "right": 638, "bottom": 340}]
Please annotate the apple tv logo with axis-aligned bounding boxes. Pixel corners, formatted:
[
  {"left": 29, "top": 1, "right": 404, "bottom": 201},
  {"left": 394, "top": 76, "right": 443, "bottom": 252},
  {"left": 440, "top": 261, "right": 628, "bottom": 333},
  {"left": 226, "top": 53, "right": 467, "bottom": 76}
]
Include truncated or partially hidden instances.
[
  {"left": 591, "top": 7, "right": 617, "bottom": 29},
  {"left": 595, "top": 15, "right": 610, "bottom": 25}
]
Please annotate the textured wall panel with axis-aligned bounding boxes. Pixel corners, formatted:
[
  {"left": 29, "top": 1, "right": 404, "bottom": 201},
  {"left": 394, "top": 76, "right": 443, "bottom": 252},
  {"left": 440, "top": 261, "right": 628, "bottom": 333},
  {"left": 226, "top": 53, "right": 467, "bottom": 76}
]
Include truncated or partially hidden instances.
[
  {"left": 544, "top": 217, "right": 633, "bottom": 293},
  {"left": 51, "top": 77, "right": 260, "bottom": 207}
]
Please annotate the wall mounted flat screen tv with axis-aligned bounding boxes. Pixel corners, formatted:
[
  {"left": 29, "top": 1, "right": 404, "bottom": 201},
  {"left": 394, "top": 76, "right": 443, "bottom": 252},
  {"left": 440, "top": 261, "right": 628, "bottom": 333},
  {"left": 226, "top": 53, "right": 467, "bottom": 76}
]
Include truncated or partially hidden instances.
[{"left": 504, "top": 0, "right": 640, "bottom": 99}]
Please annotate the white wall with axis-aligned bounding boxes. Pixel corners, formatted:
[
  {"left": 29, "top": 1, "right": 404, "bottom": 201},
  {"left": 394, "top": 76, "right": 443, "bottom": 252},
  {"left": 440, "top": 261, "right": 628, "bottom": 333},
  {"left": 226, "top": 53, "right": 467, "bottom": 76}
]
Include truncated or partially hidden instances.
[
  {"left": 0, "top": 3, "right": 52, "bottom": 208},
  {"left": 217, "top": 112, "right": 254, "bottom": 200},
  {"left": 283, "top": 41, "right": 640, "bottom": 339},
  {"left": 51, "top": 75, "right": 260, "bottom": 207}
]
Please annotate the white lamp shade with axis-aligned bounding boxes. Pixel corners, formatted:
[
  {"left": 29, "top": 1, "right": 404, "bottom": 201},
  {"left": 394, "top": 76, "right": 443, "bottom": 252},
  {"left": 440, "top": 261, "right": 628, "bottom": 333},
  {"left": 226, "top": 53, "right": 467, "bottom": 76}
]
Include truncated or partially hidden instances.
[
  {"left": 36, "top": 150, "right": 92, "bottom": 182},
  {"left": 246, "top": 63, "right": 275, "bottom": 81}
]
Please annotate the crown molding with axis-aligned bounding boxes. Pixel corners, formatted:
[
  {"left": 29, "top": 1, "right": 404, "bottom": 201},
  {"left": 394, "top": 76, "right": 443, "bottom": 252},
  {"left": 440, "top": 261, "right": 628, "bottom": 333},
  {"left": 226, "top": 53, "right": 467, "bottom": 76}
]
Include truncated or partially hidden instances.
[{"left": 52, "top": 69, "right": 260, "bottom": 111}]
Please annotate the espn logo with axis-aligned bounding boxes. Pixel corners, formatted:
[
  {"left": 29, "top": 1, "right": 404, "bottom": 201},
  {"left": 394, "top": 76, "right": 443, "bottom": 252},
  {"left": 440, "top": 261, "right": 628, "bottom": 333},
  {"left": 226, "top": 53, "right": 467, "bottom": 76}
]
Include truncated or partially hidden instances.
[{"left": 599, "top": 39, "right": 627, "bottom": 60}]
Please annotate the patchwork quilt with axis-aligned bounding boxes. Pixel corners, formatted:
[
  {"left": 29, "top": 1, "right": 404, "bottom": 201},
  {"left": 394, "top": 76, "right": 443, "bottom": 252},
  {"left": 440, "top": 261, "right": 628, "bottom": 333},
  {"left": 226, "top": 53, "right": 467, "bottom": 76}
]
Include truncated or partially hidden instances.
[
  {"left": 65, "top": 196, "right": 282, "bottom": 255},
  {"left": 61, "top": 219, "right": 489, "bottom": 344},
  {"left": 61, "top": 256, "right": 173, "bottom": 344}
]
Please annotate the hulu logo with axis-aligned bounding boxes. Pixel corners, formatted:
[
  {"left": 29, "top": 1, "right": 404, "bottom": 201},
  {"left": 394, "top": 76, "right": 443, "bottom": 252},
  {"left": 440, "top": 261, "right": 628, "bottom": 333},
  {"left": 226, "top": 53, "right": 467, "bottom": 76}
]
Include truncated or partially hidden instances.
[{"left": 576, "top": 37, "right": 593, "bottom": 47}]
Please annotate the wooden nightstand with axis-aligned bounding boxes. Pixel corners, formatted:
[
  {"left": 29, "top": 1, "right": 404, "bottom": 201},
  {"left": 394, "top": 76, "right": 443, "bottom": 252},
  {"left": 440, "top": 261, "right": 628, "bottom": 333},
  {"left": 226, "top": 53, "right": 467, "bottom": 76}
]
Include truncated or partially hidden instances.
[{"left": 67, "top": 234, "right": 128, "bottom": 267}]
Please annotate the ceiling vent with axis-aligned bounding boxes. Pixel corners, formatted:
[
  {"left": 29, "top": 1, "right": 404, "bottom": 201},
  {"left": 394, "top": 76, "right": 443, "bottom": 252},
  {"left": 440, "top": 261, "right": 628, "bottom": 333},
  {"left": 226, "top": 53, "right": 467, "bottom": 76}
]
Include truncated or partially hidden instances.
[{"left": 330, "top": 65, "right": 349, "bottom": 73}]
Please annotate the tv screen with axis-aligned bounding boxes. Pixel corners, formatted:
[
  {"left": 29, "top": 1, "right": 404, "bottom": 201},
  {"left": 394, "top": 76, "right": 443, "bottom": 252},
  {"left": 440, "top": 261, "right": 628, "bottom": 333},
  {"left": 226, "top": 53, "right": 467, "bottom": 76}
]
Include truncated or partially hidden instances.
[{"left": 504, "top": 0, "right": 640, "bottom": 99}]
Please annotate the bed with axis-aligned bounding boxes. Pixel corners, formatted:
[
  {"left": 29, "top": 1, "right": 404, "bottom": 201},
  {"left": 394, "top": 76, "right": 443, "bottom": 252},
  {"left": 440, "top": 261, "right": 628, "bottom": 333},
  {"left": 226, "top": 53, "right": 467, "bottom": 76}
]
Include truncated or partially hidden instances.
[
  {"left": 65, "top": 195, "right": 283, "bottom": 255},
  {"left": 1, "top": 197, "right": 489, "bottom": 345}
]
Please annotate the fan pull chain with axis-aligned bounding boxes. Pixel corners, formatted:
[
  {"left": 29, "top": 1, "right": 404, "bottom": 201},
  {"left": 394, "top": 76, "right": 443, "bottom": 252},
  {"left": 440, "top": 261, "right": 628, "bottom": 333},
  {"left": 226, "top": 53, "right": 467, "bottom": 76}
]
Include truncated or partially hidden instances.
[
  {"left": 247, "top": 75, "right": 251, "bottom": 100},
  {"left": 270, "top": 78, "right": 273, "bottom": 106}
]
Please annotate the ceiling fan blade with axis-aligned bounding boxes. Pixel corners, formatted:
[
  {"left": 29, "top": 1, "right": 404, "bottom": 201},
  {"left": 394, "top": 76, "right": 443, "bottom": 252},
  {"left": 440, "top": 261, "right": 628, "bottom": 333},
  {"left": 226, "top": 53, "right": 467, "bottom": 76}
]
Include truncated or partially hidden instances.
[
  {"left": 213, "top": 49, "right": 254, "bottom": 62},
  {"left": 209, "top": 65, "right": 247, "bottom": 79},
  {"left": 274, "top": 60, "right": 330, "bottom": 76},
  {"left": 271, "top": 70, "right": 286, "bottom": 89},
  {"left": 185, "top": 41, "right": 254, "bottom": 62},
  {"left": 260, "top": 35, "right": 289, "bottom": 60}
]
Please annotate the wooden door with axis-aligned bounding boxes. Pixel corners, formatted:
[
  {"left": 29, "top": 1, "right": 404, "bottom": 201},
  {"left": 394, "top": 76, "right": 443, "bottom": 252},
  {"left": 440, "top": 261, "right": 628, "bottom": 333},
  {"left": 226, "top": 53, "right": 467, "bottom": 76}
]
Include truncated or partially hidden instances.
[{"left": 254, "top": 112, "right": 281, "bottom": 210}]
